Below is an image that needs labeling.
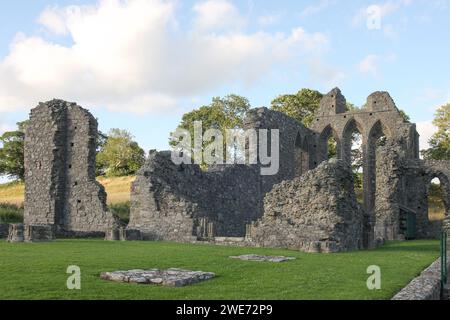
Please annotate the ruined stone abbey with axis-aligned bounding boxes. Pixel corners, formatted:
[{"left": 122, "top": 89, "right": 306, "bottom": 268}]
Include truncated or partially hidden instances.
[{"left": 8, "top": 88, "right": 450, "bottom": 253}]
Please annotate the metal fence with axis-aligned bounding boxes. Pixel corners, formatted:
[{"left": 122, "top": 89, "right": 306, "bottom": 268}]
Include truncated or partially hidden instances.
[{"left": 441, "top": 231, "right": 448, "bottom": 293}]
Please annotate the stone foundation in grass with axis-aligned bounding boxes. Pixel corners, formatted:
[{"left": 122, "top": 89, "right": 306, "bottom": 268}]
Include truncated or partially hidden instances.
[
  {"left": 230, "top": 254, "right": 296, "bottom": 263},
  {"left": 100, "top": 268, "right": 215, "bottom": 287}
]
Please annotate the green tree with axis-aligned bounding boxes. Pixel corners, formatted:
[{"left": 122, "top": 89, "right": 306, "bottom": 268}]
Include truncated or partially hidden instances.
[
  {"left": 95, "top": 130, "right": 108, "bottom": 176},
  {"left": 170, "top": 94, "right": 251, "bottom": 165},
  {"left": 96, "top": 129, "right": 145, "bottom": 177},
  {"left": 271, "top": 89, "right": 323, "bottom": 126},
  {"left": 422, "top": 103, "right": 450, "bottom": 160},
  {"left": 0, "top": 121, "right": 28, "bottom": 181}
]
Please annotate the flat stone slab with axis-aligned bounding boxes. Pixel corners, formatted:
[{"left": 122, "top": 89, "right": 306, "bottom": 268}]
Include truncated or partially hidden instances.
[
  {"left": 230, "top": 254, "right": 296, "bottom": 263},
  {"left": 100, "top": 268, "right": 215, "bottom": 287}
]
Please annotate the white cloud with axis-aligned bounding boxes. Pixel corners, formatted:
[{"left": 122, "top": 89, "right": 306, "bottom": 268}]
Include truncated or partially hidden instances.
[
  {"left": 358, "top": 54, "right": 379, "bottom": 76},
  {"left": 0, "top": 0, "right": 329, "bottom": 115},
  {"left": 300, "top": 0, "right": 336, "bottom": 18},
  {"left": 37, "top": 6, "right": 69, "bottom": 35},
  {"left": 416, "top": 121, "right": 438, "bottom": 150},
  {"left": 352, "top": 0, "right": 412, "bottom": 37},
  {"left": 192, "top": 0, "right": 245, "bottom": 31}
]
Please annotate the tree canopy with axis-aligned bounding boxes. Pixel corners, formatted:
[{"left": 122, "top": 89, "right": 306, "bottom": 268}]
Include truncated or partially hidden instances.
[
  {"left": 96, "top": 129, "right": 145, "bottom": 177},
  {"left": 421, "top": 103, "right": 450, "bottom": 161},
  {"left": 0, "top": 121, "right": 28, "bottom": 181},
  {"left": 170, "top": 94, "right": 251, "bottom": 165}
]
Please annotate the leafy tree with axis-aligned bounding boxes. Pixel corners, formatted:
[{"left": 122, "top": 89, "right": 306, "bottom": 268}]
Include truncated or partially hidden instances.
[
  {"left": 95, "top": 130, "right": 108, "bottom": 176},
  {"left": 96, "top": 129, "right": 145, "bottom": 177},
  {"left": 0, "top": 121, "right": 28, "bottom": 181},
  {"left": 170, "top": 94, "right": 251, "bottom": 165},
  {"left": 422, "top": 103, "right": 450, "bottom": 160},
  {"left": 271, "top": 89, "right": 323, "bottom": 126}
]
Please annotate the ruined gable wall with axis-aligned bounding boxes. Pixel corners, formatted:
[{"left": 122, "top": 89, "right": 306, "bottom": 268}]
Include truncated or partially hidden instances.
[
  {"left": 309, "top": 89, "right": 420, "bottom": 247},
  {"left": 24, "top": 102, "right": 66, "bottom": 226},
  {"left": 129, "top": 108, "right": 317, "bottom": 241},
  {"left": 23, "top": 100, "right": 116, "bottom": 238},
  {"left": 60, "top": 104, "right": 116, "bottom": 234}
]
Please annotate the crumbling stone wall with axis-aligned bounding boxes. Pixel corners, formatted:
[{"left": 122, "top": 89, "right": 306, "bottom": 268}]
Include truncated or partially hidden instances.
[
  {"left": 128, "top": 108, "right": 317, "bottom": 241},
  {"left": 403, "top": 160, "right": 450, "bottom": 237},
  {"left": 309, "top": 88, "right": 422, "bottom": 247},
  {"left": 246, "top": 159, "right": 363, "bottom": 253},
  {"left": 0, "top": 224, "right": 9, "bottom": 239},
  {"left": 128, "top": 151, "right": 261, "bottom": 240},
  {"left": 23, "top": 100, "right": 117, "bottom": 240}
]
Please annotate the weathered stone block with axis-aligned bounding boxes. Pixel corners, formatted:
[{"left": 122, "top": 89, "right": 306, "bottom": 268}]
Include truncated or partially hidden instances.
[
  {"left": 7, "top": 224, "right": 24, "bottom": 243},
  {"left": 24, "top": 225, "right": 54, "bottom": 242},
  {"left": 124, "top": 229, "right": 142, "bottom": 241},
  {"left": 100, "top": 269, "right": 215, "bottom": 287},
  {"left": 230, "top": 254, "right": 296, "bottom": 263},
  {"left": 0, "top": 224, "right": 9, "bottom": 239}
]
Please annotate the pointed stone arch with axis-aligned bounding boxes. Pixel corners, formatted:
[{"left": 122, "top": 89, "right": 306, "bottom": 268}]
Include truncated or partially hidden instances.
[
  {"left": 342, "top": 118, "right": 365, "bottom": 165},
  {"left": 318, "top": 124, "right": 341, "bottom": 164}
]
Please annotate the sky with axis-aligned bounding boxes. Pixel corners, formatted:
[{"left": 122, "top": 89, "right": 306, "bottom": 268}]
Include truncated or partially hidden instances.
[{"left": 0, "top": 0, "right": 449, "bottom": 158}]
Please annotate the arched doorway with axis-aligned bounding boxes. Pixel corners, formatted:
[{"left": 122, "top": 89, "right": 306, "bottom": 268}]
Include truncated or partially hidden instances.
[
  {"left": 428, "top": 177, "right": 446, "bottom": 222},
  {"left": 426, "top": 173, "right": 450, "bottom": 234}
]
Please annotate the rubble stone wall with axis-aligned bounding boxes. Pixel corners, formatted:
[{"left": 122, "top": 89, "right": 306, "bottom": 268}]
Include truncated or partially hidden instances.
[
  {"left": 246, "top": 159, "right": 364, "bottom": 253},
  {"left": 23, "top": 100, "right": 116, "bottom": 240},
  {"left": 128, "top": 108, "right": 317, "bottom": 241}
]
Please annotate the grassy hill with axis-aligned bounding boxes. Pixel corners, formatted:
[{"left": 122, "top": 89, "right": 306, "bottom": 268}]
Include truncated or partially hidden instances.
[
  {"left": 0, "top": 176, "right": 135, "bottom": 223},
  {"left": 0, "top": 176, "right": 135, "bottom": 206}
]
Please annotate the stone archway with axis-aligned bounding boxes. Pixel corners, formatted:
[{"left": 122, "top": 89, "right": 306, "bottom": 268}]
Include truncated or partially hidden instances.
[
  {"left": 318, "top": 124, "right": 341, "bottom": 164},
  {"left": 365, "top": 120, "right": 391, "bottom": 213},
  {"left": 426, "top": 171, "right": 450, "bottom": 232}
]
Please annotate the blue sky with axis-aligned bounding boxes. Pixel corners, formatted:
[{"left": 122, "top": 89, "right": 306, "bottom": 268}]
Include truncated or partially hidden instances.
[{"left": 0, "top": 0, "right": 449, "bottom": 157}]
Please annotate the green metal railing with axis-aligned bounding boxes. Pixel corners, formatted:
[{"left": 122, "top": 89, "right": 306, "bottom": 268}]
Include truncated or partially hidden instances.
[{"left": 441, "top": 231, "right": 448, "bottom": 293}]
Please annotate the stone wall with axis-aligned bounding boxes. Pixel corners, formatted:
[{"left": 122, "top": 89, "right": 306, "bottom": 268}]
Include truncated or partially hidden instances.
[
  {"left": 128, "top": 108, "right": 317, "bottom": 241},
  {"left": 23, "top": 100, "right": 117, "bottom": 240},
  {"left": 309, "top": 88, "right": 427, "bottom": 247},
  {"left": 246, "top": 159, "right": 364, "bottom": 253},
  {"left": 128, "top": 151, "right": 261, "bottom": 240},
  {"left": 392, "top": 252, "right": 450, "bottom": 300},
  {"left": 0, "top": 224, "right": 9, "bottom": 239}
]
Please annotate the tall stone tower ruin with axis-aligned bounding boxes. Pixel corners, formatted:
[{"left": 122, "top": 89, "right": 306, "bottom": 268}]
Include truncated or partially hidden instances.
[{"left": 23, "top": 100, "right": 116, "bottom": 240}]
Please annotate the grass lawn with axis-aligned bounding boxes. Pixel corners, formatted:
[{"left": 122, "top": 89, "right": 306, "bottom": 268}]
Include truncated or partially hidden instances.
[{"left": 0, "top": 239, "right": 439, "bottom": 300}]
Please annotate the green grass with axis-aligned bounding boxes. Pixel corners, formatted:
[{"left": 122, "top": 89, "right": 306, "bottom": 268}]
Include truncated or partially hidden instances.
[
  {"left": 109, "top": 202, "right": 130, "bottom": 224},
  {"left": 0, "top": 203, "right": 23, "bottom": 223},
  {"left": 0, "top": 239, "right": 439, "bottom": 300}
]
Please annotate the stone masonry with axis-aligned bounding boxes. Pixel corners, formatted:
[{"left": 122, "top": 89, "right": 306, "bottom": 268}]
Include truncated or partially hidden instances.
[
  {"left": 246, "top": 159, "right": 363, "bottom": 253},
  {"left": 128, "top": 107, "right": 314, "bottom": 241},
  {"left": 15, "top": 90, "right": 450, "bottom": 250},
  {"left": 128, "top": 88, "right": 450, "bottom": 252},
  {"left": 22, "top": 100, "right": 117, "bottom": 240}
]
